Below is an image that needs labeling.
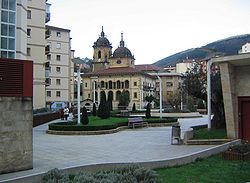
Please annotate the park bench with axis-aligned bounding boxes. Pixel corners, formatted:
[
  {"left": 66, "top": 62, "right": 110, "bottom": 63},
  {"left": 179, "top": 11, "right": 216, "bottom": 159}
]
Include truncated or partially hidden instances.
[{"left": 128, "top": 117, "right": 148, "bottom": 128}]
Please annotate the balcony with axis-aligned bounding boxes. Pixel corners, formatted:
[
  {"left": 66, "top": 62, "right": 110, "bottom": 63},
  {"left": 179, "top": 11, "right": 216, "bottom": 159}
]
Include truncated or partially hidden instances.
[
  {"left": 45, "top": 29, "right": 51, "bottom": 39},
  {"left": 45, "top": 45, "right": 50, "bottom": 55},
  {"left": 45, "top": 3, "right": 51, "bottom": 23}
]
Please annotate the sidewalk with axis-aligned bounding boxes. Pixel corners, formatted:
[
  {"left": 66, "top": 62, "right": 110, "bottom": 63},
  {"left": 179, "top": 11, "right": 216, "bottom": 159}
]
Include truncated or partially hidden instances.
[{"left": 0, "top": 115, "right": 214, "bottom": 182}]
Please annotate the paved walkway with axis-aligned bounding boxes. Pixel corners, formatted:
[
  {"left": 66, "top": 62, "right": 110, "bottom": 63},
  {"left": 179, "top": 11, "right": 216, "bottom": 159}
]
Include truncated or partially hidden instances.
[{"left": 0, "top": 115, "right": 213, "bottom": 182}]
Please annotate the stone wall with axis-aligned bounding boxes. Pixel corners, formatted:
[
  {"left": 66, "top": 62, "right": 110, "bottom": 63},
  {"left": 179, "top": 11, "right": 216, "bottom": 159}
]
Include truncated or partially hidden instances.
[{"left": 0, "top": 97, "right": 33, "bottom": 174}]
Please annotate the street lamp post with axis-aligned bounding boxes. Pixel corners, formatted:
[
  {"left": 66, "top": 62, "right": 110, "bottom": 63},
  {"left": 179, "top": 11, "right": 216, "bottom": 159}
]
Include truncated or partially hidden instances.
[
  {"left": 156, "top": 74, "right": 163, "bottom": 119},
  {"left": 207, "top": 60, "right": 212, "bottom": 130},
  {"left": 73, "top": 58, "right": 85, "bottom": 125}
]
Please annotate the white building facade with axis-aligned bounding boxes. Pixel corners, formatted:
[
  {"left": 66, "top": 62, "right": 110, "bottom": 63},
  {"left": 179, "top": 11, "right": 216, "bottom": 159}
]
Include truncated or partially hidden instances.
[{"left": 45, "top": 25, "right": 74, "bottom": 110}]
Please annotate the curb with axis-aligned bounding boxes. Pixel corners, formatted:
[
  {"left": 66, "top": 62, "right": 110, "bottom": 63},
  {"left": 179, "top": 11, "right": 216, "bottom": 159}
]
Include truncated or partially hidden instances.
[
  {"left": 46, "top": 122, "right": 179, "bottom": 135},
  {"left": 1, "top": 139, "right": 241, "bottom": 183}
]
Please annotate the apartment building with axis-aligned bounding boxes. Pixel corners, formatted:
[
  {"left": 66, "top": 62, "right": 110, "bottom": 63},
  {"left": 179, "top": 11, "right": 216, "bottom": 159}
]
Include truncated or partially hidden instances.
[
  {"left": 1, "top": 0, "right": 51, "bottom": 109},
  {"left": 27, "top": 0, "right": 50, "bottom": 109},
  {"left": 239, "top": 42, "right": 250, "bottom": 54},
  {"left": 45, "top": 25, "right": 74, "bottom": 110}
]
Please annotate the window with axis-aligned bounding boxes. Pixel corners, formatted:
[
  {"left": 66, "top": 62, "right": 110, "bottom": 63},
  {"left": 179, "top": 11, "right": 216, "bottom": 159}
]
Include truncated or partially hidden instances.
[
  {"left": 116, "top": 60, "right": 121, "bottom": 64},
  {"left": 134, "top": 82, "right": 137, "bottom": 86},
  {"left": 47, "top": 54, "right": 51, "bottom": 60},
  {"left": 27, "top": 47, "right": 31, "bottom": 56},
  {"left": 56, "top": 67, "right": 61, "bottom": 73},
  {"left": 46, "top": 91, "right": 51, "bottom": 97},
  {"left": 27, "top": 28, "right": 31, "bottom": 37},
  {"left": 56, "top": 91, "right": 61, "bottom": 97},
  {"left": 85, "top": 82, "right": 87, "bottom": 87},
  {"left": 98, "top": 50, "right": 101, "bottom": 59},
  {"left": 56, "top": 79, "right": 61, "bottom": 85},
  {"left": 134, "top": 92, "right": 137, "bottom": 98},
  {"left": 56, "top": 55, "right": 61, "bottom": 61},
  {"left": 56, "top": 31, "right": 61, "bottom": 37},
  {"left": 56, "top": 43, "right": 61, "bottom": 49},
  {"left": 166, "top": 82, "right": 173, "bottom": 87},
  {"left": 27, "top": 10, "right": 31, "bottom": 19}
]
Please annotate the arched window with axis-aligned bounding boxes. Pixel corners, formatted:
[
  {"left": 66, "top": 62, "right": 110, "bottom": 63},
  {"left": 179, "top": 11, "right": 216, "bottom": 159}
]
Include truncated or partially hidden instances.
[
  {"left": 121, "top": 82, "right": 124, "bottom": 89},
  {"left": 101, "top": 81, "right": 105, "bottom": 88},
  {"left": 125, "top": 80, "right": 129, "bottom": 89},
  {"left": 113, "top": 82, "right": 116, "bottom": 89},
  {"left": 108, "top": 91, "right": 113, "bottom": 101},
  {"left": 116, "top": 91, "right": 121, "bottom": 101},
  {"left": 117, "top": 80, "right": 121, "bottom": 89},
  {"left": 125, "top": 90, "right": 130, "bottom": 101},
  {"left": 108, "top": 80, "right": 112, "bottom": 89},
  {"left": 98, "top": 50, "right": 101, "bottom": 59}
]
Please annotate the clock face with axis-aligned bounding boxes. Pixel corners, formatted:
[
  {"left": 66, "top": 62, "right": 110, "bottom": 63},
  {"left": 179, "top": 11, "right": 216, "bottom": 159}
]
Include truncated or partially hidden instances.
[{"left": 117, "top": 60, "right": 122, "bottom": 64}]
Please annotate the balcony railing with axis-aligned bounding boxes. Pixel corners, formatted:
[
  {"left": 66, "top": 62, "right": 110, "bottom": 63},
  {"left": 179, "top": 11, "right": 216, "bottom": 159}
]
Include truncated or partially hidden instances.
[
  {"left": 45, "top": 29, "right": 51, "bottom": 39},
  {"left": 45, "top": 45, "right": 50, "bottom": 55}
]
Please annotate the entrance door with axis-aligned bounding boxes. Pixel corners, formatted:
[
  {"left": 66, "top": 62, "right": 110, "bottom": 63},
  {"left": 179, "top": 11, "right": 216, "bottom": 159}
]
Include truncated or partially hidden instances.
[{"left": 239, "top": 97, "right": 250, "bottom": 141}]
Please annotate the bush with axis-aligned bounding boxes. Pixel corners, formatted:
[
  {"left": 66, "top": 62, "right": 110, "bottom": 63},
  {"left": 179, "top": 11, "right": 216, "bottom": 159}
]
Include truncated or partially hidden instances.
[
  {"left": 97, "top": 91, "right": 110, "bottom": 119},
  {"left": 81, "top": 107, "right": 89, "bottom": 125},
  {"left": 48, "top": 121, "right": 128, "bottom": 131},
  {"left": 42, "top": 168, "right": 69, "bottom": 183},
  {"left": 43, "top": 165, "right": 157, "bottom": 183},
  {"left": 92, "top": 103, "right": 97, "bottom": 116},
  {"left": 132, "top": 103, "right": 136, "bottom": 112},
  {"left": 145, "top": 103, "right": 151, "bottom": 118}
]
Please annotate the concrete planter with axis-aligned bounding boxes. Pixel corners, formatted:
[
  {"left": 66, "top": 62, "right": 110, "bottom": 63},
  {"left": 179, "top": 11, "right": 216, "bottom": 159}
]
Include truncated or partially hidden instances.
[{"left": 221, "top": 151, "right": 250, "bottom": 160}]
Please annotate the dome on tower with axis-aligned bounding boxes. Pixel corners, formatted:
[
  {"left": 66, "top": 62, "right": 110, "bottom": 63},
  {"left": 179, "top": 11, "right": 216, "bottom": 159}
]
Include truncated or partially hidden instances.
[
  {"left": 93, "top": 26, "right": 112, "bottom": 48},
  {"left": 112, "top": 33, "right": 134, "bottom": 59}
]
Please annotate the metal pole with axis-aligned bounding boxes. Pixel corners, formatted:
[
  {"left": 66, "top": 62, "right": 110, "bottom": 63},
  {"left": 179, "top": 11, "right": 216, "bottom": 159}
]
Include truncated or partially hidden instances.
[
  {"left": 156, "top": 75, "right": 162, "bottom": 119},
  {"left": 77, "top": 66, "right": 81, "bottom": 125},
  {"left": 207, "top": 60, "right": 212, "bottom": 129}
]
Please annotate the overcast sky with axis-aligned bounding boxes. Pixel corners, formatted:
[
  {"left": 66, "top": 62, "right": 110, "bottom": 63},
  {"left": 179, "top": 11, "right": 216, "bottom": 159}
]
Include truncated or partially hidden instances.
[{"left": 47, "top": 0, "right": 250, "bottom": 65}]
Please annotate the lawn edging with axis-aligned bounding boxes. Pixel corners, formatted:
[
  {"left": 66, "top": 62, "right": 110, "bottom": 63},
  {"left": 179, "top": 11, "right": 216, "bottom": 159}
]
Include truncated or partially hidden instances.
[{"left": 2, "top": 139, "right": 241, "bottom": 183}]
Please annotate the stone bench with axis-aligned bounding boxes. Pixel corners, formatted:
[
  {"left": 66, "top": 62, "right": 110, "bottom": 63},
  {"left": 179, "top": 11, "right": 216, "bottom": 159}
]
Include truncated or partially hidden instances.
[{"left": 128, "top": 117, "right": 148, "bottom": 128}]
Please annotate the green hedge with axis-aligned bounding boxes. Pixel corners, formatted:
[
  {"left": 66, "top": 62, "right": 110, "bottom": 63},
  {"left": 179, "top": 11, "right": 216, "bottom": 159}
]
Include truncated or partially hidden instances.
[
  {"left": 145, "top": 117, "right": 178, "bottom": 123},
  {"left": 48, "top": 122, "right": 127, "bottom": 131}
]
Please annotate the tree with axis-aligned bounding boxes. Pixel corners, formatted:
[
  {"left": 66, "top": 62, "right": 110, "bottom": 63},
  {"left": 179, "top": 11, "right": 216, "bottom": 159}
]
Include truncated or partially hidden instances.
[
  {"left": 145, "top": 95, "right": 155, "bottom": 103},
  {"left": 97, "top": 91, "right": 110, "bottom": 119},
  {"left": 81, "top": 107, "right": 89, "bottom": 125},
  {"left": 92, "top": 103, "right": 96, "bottom": 116},
  {"left": 167, "top": 91, "right": 182, "bottom": 112},
  {"left": 118, "top": 90, "right": 130, "bottom": 109},
  {"left": 145, "top": 103, "right": 151, "bottom": 118},
  {"left": 182, "top": 66, "right": 225, "bottom": 129},
  {"left": 132, "top": 103, "right": 136, "bottom": 112}
]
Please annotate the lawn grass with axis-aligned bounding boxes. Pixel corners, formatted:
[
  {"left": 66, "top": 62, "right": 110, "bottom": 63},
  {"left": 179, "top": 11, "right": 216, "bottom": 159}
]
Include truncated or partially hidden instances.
[
  {"left": 87, "top": 116, "right": 128, "bottom": 126},
  {"left": 193, "top": 128, "right": 227, "bottom": 139},
  {"left": 156, "top": 155, "right": 250, "bottom": 183}
]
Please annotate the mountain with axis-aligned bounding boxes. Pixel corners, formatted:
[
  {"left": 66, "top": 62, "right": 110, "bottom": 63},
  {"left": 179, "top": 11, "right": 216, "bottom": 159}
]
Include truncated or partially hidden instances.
[{"left": 153, "top": 34, "right": 250, "bottom": 67}]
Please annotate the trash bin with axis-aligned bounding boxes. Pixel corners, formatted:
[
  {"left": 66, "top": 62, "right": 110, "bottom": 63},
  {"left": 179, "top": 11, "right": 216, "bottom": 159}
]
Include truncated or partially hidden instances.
[{"left": 171, "top": 125, "right": 181, "bottom": 145}]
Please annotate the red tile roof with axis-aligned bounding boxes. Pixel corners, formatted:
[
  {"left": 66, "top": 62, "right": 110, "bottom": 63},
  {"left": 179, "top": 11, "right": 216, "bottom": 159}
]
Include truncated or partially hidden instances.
[
  {"left": 83, "top": 65, "right": 162, "bottom": 78},
  {"left": 135, "top": 64, "right": 163, "bottom": 71},
  {"left": 83, "top": 66, "right": 144, "bottom": 77}
]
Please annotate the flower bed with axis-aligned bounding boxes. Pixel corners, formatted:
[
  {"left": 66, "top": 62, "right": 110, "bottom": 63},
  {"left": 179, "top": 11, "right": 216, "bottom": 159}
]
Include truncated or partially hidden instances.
[{"left": 222, "top": 141, "right": 250, "bottom": 160}]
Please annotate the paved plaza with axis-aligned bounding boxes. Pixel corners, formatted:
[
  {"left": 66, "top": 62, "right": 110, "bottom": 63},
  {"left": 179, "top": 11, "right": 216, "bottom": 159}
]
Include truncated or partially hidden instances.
[{"left": 0, "top": 115, "right": 215, "bottom": 182}]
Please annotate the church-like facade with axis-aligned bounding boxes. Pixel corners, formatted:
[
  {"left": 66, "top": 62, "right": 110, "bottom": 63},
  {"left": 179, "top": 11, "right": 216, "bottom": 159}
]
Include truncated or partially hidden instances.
[{"left": 82, "top": 27, "right": 161, "bottom": 110}]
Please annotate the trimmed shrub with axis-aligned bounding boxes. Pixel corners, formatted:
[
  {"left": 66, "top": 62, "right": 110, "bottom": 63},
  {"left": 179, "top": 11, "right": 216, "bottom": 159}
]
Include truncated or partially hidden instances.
[
  {"left": 97, "top": 91, "right": 110, "bottom": 119},
  {"left": 92, "top": 103, "right": 97, "bottom": 116},
  {"left": 48, "top": 121, "right": 128, "bottom": 131},
  {"left": 132, "top": 103, "right": 136, "bottom": 112},
  {"left": 81, "top": 107, "right": 89, "bottom": 125},
  {"left": 145, "top": 103, "right": 151, "bottom": 119}
]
